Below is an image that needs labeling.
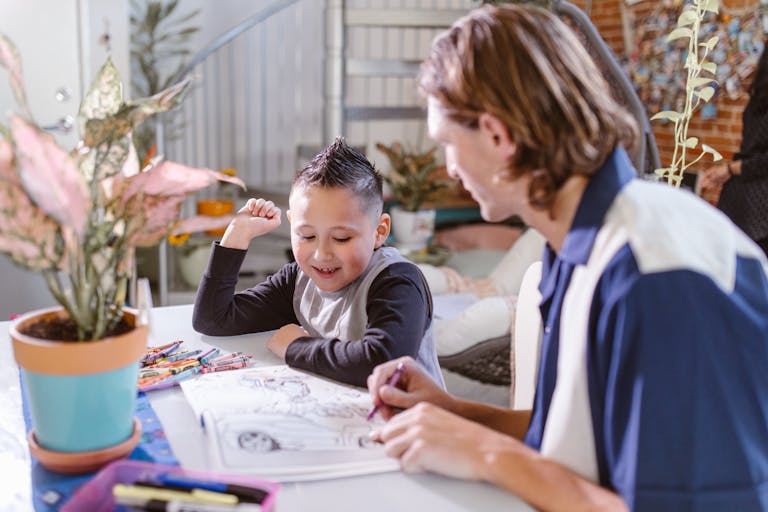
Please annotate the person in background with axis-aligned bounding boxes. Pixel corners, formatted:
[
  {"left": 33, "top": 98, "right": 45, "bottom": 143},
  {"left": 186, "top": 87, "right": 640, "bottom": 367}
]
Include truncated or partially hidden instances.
[
  {"left": 367, "top": 5, "right": 768, "bottom": 511},
  {"left": 700, "top": 44, "right": 768, "bottom": 256},
  {"left": 193, "top": 137, "right": 444, "bottom": 389}
]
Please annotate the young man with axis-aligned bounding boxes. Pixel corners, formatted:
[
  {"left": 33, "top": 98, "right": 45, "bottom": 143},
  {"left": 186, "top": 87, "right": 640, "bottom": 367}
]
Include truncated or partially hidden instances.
[
  {"left": 367, "top": 5, "right": 768, "bottom": 511},
  {"left": 193, "top": 138, "right": 444, "bottom": 389}
]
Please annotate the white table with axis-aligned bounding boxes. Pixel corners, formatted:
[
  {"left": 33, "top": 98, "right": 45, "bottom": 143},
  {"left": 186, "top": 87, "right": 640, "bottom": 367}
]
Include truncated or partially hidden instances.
[{"left": 0, "top": 304, "right": 530, "bottom": 511}]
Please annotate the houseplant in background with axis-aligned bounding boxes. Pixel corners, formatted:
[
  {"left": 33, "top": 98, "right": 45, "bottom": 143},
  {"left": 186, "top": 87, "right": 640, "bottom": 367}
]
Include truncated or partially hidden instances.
[
  {"left": 375, "top": 142, "right": 450, "bottom": 252},
  {"left": 650, "top": 0, "right": 723, "bottom": 187},
  {"left": 130, "top": 0, "right": 200, "bottom": 164},
  {"left": 0, "top": 34, "right": 243, "bottom": 473}
]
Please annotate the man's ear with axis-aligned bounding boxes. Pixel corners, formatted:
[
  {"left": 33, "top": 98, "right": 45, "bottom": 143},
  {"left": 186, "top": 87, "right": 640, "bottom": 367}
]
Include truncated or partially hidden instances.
[
  {"left": 375, "top": 213, "right": 391, "bottom": 248},
  {"left": 479, "top": 112, "right": 515, "bottom": 155},
  {"left": 286, "top": 210, "right": 292, "bottom": 223}
]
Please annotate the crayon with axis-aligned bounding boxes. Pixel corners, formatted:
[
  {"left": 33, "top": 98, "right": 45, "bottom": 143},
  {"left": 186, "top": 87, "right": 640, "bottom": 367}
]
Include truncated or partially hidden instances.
[
  {"left": 142, "top": 341, "right": 183, "bottom": 365},
  {"left": 200, "top": 361, "right": 250, "bottom": 374},
  {"left": 198, "top": 348, "right": 221, "bottom": 365},
  {"left": 207, "top": 356, "right": 252, "bottom": 367},
  {"left": 139, "top": 377, "right": 183, "bottom": 393},
  {"left": 367, "top": 361, "right": 406, "bottom": 420}
]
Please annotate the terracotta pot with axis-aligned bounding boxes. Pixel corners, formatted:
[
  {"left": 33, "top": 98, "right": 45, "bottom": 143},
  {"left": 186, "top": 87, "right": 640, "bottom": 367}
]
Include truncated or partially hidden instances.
[
  {"left": 197, "top": 199, "right": 235, "bottom": 236},
  {"left": 11, "top": 307, "right": 147, "bottom": 474}
]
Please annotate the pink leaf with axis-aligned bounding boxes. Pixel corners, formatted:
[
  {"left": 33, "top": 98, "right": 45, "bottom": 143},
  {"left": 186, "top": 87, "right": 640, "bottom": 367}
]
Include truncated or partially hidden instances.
[
  {"left": 11, "top": 115, "right": 90, "bottom": 239},
  {"left": 0, "top": 34, "right": 31, "bottom": 118},
  {"left": 0, "top": 138, "right": 18, "bottom": 185},
  {"left": 0, "top": 175, "right": 64, "bottom": 271},
  {"left": 128, "top": 195, "right": 186, "bottom": 247},
  {"left": 125, "top": 160, "right": 245, "bottom": 198},
  {"left": 171, "top": 214, "right": 235, "bottom": 235}
]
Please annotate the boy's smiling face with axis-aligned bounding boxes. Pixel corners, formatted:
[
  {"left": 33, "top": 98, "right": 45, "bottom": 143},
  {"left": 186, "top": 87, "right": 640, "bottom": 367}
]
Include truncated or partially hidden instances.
[{"left": 287, "top": 185, "right": 390, "bottom": 292}]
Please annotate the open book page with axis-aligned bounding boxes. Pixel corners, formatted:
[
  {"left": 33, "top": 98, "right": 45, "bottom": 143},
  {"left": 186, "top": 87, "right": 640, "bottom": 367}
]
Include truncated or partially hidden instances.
[{"left": 180, "top": 365, "right": 399, "bottom": 481}]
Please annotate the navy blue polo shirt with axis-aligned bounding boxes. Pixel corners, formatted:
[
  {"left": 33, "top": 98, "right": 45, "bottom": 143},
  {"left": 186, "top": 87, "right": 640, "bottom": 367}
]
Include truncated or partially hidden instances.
[{"left": 523, "top": 148, "right": 768, "bottom": 511}]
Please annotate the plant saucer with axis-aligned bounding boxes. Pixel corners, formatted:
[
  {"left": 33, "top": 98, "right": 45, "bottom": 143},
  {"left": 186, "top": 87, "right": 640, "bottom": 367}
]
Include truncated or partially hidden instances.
[{"left": 28, "top": 417, "right": 142, "bottom": 475}]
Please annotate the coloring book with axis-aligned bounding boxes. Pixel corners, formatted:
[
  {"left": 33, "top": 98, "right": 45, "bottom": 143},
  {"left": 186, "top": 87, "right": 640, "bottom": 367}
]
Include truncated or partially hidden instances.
[{"left": 180, "top": 365, "right": 399, "bottom": 481}]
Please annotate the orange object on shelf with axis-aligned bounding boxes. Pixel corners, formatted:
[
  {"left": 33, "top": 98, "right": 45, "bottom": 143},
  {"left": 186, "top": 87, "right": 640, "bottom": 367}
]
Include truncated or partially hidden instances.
[{"left": 197, "top": 199, "right": 234, "bottom": 236}]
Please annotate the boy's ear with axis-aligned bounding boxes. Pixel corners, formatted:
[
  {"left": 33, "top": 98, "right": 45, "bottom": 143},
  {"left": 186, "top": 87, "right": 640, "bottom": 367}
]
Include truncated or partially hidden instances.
[{"left": 375, "top": 213, "right": 391, "bottom": 248}]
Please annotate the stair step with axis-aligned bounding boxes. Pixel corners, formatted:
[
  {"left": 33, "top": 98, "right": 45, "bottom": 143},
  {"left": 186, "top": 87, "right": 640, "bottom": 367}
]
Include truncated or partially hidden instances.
[
  {"left": 345, "top": 106, "right": 424, "bottom": 121},
  {"left": 345, "top": 8, "right": 466, "bottom": 28},
  {"left": 346, "top": 58, "right": 422, "bottom": 77}
]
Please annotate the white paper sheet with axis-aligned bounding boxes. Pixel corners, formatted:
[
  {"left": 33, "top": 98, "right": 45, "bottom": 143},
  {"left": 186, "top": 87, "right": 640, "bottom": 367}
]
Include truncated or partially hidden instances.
[{"left": 180, "top": 366, "right": 399, "bottom": 481}]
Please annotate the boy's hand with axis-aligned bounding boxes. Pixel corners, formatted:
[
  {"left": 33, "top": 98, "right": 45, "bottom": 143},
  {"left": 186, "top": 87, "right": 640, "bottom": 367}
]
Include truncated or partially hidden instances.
[
  {"left": 267, "top": 324, "right": 309, "bottom": 359},
  {"left": 220, "top": 198, "right": 282, "bottom": 250}
]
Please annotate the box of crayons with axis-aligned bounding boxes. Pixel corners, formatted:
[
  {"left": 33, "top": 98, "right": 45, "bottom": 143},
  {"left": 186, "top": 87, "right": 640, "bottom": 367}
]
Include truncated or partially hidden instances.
[
  {"left": 61, "top": 459, "right": 279, "bottom": 511},
  {"left": 139, "top": 341, "right": 253, "bottom": 392}
]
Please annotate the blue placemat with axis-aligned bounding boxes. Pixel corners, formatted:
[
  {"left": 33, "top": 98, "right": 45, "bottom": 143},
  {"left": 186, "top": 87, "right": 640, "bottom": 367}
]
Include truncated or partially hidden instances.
[{"left": 20, "top": 375, "right": 178, "bottom": 511}]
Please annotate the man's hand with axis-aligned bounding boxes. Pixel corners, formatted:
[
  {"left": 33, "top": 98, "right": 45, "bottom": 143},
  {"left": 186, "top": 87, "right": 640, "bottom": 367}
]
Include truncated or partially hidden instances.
[
  {"left": 267, "top": 324, "right": 309, "bottom": 359},
  {"left": 220, "top": 198, "right": 281, "bottom": 250},
  {"left": 366, "top": 357, "right": 454, "bottom": 420}
]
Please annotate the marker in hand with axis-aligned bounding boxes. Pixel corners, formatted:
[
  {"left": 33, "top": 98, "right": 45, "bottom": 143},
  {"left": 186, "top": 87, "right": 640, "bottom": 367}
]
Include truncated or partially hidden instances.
[{"left": 367, "top": 361, "right": 406, "bottom": 421}]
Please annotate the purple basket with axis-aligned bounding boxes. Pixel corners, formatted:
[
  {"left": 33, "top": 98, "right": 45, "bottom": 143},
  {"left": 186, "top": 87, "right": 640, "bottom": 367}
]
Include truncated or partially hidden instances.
[{"left": 61, "top": 459, "right": 279, "bottom": 511}]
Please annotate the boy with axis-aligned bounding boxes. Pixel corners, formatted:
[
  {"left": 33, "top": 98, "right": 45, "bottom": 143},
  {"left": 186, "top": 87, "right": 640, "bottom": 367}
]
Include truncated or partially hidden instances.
[{"left": 193, "top": 138, "right": 445, "bottom": 388}]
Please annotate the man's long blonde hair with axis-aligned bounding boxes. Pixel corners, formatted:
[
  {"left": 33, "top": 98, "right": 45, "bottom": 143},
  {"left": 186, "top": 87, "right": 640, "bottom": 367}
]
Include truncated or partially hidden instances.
[{"left": 419, "top": 4, "right": 638, "bottom": 210}]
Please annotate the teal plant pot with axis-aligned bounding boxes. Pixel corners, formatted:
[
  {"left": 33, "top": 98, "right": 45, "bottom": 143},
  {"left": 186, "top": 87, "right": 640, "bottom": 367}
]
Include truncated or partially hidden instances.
[
  {"left": 11, "top": 307, "right": 147, "bottom": 473},
  {"left": 22, "top": 364, "right": 139, "bottom": 452}
]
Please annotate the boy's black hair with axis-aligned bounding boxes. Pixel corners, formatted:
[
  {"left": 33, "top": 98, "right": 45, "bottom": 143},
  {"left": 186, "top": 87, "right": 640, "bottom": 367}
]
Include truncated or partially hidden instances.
[{"left": 292, "top": 137, "right": 384, "bottom": 217}]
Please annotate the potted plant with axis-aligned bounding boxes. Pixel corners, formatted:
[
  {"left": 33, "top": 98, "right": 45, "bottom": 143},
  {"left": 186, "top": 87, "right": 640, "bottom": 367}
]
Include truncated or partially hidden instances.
[
  {"left": 0, "top": 34, "right": 243, "bottom": 473},
  {"left": 650, "top": 0, "right": 723, "bottom": 187},
  {"left": 375, "top": 142, "right": 450, "bottom": 251}
]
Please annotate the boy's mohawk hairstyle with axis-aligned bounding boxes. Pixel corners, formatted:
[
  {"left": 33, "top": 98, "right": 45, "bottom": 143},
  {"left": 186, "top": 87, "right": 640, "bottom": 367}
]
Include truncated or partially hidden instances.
[
  {"left": 297, "top": 137, "right": 378, "bottom": 187},
  {"left": 293, "top": 137, "right": 384, "bottom": 216}
]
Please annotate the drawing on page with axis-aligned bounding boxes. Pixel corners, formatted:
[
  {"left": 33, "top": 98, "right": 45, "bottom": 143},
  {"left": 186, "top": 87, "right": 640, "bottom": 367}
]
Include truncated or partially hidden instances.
[{"left": 181, "top": 365, "right": 398, "bottom": 479}]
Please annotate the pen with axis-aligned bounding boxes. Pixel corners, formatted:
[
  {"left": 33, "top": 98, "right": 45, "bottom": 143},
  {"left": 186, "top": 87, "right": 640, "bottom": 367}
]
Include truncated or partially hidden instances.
[
  {"left": 157, "top": 474, "right": 269, "bottom": 504},
  {"left": 367, "top": 361, "right": 406, "bottom": 420},
  {"left": 115, "top": 495, "right": 263, "bottom": 511}
]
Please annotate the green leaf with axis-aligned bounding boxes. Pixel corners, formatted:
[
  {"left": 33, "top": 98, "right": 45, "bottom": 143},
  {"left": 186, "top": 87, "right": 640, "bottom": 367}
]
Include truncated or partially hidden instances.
[
  {"left": 79, "top": 58, "right": 123, "bottom": 135},
  {"left": 677, "top": 10, "right": 698, "bottom": 27},
  {"left": 701, "top": 61, "right": 717, "bottom": 75},
  {"left": 701, "top": 144, "right": 723, "bottom": 161},
  {"left": 696, "top": 86, "right": 715, "bottom": 102},
  {"left": 702, "top": 0, "right": 719, "bottom": 14},
  {"left": 699, "top": 35, "right": 719, "bottom": 51},
  {"left": 689, "top": 77, "right": 714, "bottom": 88},
  {"left": 684, "top": 137, "right": 699, "bottom": 148},
  {"left": 667, "top": 27, "right": 693, "bottom": 42},
  {"left": 650, "top": 110, "right": 681, "bottom": 122}
]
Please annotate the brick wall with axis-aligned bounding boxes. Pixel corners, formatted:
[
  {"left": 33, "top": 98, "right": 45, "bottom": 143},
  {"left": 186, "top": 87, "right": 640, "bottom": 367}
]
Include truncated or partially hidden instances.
[{"left": 572, "top": 0, "right": 754, "bottom": 191}]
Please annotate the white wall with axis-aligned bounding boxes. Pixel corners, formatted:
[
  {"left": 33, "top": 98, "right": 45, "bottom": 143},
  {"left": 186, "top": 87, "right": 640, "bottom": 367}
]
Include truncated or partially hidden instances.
[{"left": 0, "top": 0, "right": 130, "bottom": 316}]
